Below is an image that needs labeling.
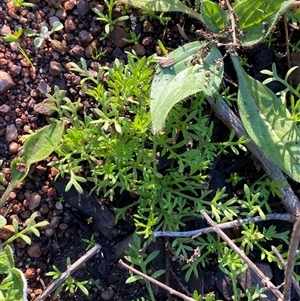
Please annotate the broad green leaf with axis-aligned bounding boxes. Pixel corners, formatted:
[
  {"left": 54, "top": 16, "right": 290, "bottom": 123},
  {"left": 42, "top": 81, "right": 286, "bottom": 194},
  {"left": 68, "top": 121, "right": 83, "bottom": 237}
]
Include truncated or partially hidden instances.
[
  {"left": 201, "top": 0, "right": 227, "bottom": 33},
  {"left": 23, "top": 121, "right": 64, "bottom": 165},
  {"left": 232, "top": 55, "right": 300, "bottom": 182},
  {"left": 0, "top": 121, "right": 64, "bottom": 206},
  {"left": 150, "top": 41, "right": 224, "bottom": 133},
  {"left": 9, "top": 268, "right": 27, "bottom": 301},
  {"left": 120, "top": 0, "right": 203, "bottom": 22},
  {"left": 233, "top": 0, "right": 294, "bottom": 46}
]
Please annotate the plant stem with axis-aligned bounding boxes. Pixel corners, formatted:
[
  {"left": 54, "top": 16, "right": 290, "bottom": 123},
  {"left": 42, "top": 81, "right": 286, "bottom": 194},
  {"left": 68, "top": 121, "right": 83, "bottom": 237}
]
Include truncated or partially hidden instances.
[
  {"left": 153, "top": 213, "right": 294, "bottom": 238},
  {"left": 37, "top": 244, "right": 101, "bottom": 301},
  {"left": 207, "top": 94, "right": 300, "bottom": 219},
  {"left": 119, "top": 259, "right": 196, "bottom": 301},
  {"left": 200, "top": 210, "right": 284, "bottom": 300}
]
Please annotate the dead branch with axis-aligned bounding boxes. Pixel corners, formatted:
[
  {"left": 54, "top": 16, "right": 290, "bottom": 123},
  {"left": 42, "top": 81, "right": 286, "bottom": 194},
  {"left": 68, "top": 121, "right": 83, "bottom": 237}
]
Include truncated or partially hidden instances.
[
  {"left": 118, "top": 259, "right": 196, "bottom": 301},
  {"left": 200, "top": 210, "right": 284, "bottom": 300},
  {"left": 207, "top": 96, "right": 300, "bottom": 219},
  {"left": 154, "top": 213, "right": 294, "bottom": 238},
  {"left": 37, "top": 244, "right": 102, "bottom": 301}
]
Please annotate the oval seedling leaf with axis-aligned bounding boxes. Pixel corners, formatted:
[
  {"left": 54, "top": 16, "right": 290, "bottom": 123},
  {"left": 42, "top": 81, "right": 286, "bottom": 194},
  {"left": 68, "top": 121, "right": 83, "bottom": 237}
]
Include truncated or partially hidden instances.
[
  {"left": 201, "top": 0, "right": 227, "bottom": 33},
  {"left": 150, "top": 41, "right": 224, "bottom": 133},
  {"left": 233, "top": 0, "right": 294, "bottom": 46},
  {"left": 22, "top": 121, "right": 64, "bottom": 164},
  {"left": 232, "top": 55, "right": 300, "bottom": 182},
  {"left": 0, "top": 122, "right": 64, "bottom": 207},
  {"left": 120, "top": 0, "right": 203, "bottom": 22}
]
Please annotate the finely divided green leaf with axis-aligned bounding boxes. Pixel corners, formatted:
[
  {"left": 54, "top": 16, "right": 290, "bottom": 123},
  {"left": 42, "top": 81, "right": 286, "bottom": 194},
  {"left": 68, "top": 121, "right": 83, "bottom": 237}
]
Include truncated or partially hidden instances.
[
  {"left": 201, "top": 0, "right": 227, "bottom": 33},
  {"left": 234, "top": 0, "right": 294, "bottom": 46},
  {"left": 150, "top": 41, "right": 224, "bottom": 133},
  {"left": 120, "top": 0, "right": 203, "bottom": 22},
  {"left": 232, "top": 55, "right": 300, "bottom": 182}
]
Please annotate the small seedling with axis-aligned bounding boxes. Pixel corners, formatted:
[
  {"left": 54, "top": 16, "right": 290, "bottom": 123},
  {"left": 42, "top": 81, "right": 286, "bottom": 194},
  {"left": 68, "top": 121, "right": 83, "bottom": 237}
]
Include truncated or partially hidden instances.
[
  {"left": 82, "top": 234, "right": 96, "bottom": 250},
  {"left": 7, "top": 0, "right": 35, "bottom": 13},
  {"left": 92, "top": 0, "right": 129, "bottom": 40},
  {"left": 0, "top": 212, "right": 49, "bottom": 301},
  {"left": 46, "top": 257, "right": 89, "bottom": 297},
  {"left": 25, "top": 21, "right": 64, "bottom": 48},
  {"left": 3, "top": 27, "right": 33, "bottom": 67},
  {"left": 11, "top": 0, "right": 35, "bottom": 8},
  {"left": 139, "top": 4, "right": 171, "bottom": 25},
  {"left": 122, "top": 30, "right": 141, "bottom": 44},
  {"left": 91, "top": 47, "right": 107, "bottom": 60}
]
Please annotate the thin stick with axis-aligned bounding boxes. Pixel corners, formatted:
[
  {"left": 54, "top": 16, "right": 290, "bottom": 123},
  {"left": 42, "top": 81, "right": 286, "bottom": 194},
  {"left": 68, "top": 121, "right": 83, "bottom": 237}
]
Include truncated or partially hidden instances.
[
  {"left": 271, "top": 245, "right": 300, "bottom": 297},
  {"left": 207, "top": 96, "right": 300, "bottom": 218},
  {"left": 283, "top": 216, "right": 300, "bottom": 301},
  {"left": 154, "top": 213, "right": 294, "bottom": 238},
  {"left": 200, "top": 210, "right": 284, "bottom": 300},
  {"left": 284, "top": 14, "right": 291, "bottom": 70},
  {"left": 225, "top": 0, "right": 238, "bottom": 46},
  {"left": 37, "top": 244, "right": 102, "bottom": 301},
  {"left": 118, "top": 259, "right": 196, "bottom": 301}
]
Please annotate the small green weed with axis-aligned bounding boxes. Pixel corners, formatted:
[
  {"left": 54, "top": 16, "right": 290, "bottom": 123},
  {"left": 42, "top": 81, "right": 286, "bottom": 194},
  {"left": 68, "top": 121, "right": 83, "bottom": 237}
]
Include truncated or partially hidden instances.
[
  {"left": 92, "top": 0, "right": 129, "bottom": 40},
  {"left": 0, "top": 212, "right": 49, "bottom": 301},
  {"left": 46, "top": 257, "right": 89, "bottom": 297},
  {"left": 25, "top": 21, "right": 64, "bottom": 48},
  {"left": 10, "top": 0, "right": 35, "bottom": 10},
  {"left": 3, "top": 27, "right": 33, "bottom": 67}
]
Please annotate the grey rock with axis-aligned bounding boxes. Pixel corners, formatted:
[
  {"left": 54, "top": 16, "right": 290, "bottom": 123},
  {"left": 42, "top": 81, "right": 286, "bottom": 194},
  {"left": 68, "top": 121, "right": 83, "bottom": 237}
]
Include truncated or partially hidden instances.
[
  {"left": 69, "top": 44, "right": 85, "bottom": 58},
  {"left": 78, "top": 30, "right": 93, "bottom": 45},
  {"left": 76, "top": 0, "right": 90, "bottom": 16},
  {"left": 0, "top": 71, "right": 15, "bottom": 94},
  {"left": 6, "top": 124, "right": 18, "bottom": 142},
  {"left": 37, "top": 80, "right": 51, "bottom": 94},
  {"left": 49, "top": 61, "right": 63, "bottom": 76},
  {"left": 64, "top": 19, "right": 75, "bottom": 32},
  {"left": 8, "top": 63, "right": 22, "bottom": 77},
  {"left": 34, "top": 99, "right": 55, "bottom": 116},
  {"left": 0, "top": 104, "right": 11, "bottom": 114},
  {"left": 49, "top": 16, "right": 60, "bottom": 27},
  {"left": 0, "top": 24, "right": 11, "bottom": 36},
  {"left": 111, "top": 26, "right": 130, "bottom": 48}
]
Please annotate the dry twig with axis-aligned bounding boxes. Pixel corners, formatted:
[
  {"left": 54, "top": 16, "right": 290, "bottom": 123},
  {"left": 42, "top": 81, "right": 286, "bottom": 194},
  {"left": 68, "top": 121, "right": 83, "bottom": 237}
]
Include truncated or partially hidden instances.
[
  {"left": 283, "top": 215, "right": 300, "bottom": 301},
  {"left": 154, "top": 213, "right": 294, "bottom": 238},
  {"left": 271, "top": 245, "right": 300, "bottom": 298},
  {"left": 118, "top": 259, "right": 196, "bottom": 301},
  {"left": 37, "top": 244, "right": 102, "bottom": 301},
  {"left": 200, "top": 210, "right": 284, "bottom": 300},
  {"left": 207, "top": 96, "right": 300, "bottom": 218}
]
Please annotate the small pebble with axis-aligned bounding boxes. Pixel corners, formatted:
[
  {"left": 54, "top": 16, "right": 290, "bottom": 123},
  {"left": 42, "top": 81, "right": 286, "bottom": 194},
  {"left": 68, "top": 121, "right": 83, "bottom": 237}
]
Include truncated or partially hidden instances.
[
  {"left": 101, "top": 287, "right": 115, "bottom": 300},
  {"left": 64, "top": 19, "right": 75, "bottom": 32},
  {"left": 6, "top": 124, "right": 18, "bottom": 142},
  {"left": 9, "top": 142, "right": 19, "bottom": 153},
  {"left": 50, "top": 216, "right": 61, "bottom": 228},
  {"left": 64, "top": 0, "right": 75, "bottom": 11},
  {"left": 59, "top": 223, "right": 68, "bottom": 230},
  {"left": 24, "top": 267, "right": 36, "bottom": 279},
  {"left": 28, "top": 192, "right": 42, "bottom": 210},
  {"left": 55, "top": 202, "right": 63, "bottom": 210},
  {"left": 0, "top": 104, "right": 11, "bottom": 114},
  {"left": 78, "top": 30, "right": 93, "bottom": 44},
  {"left": 0, "top": 70, "right": 15, "bottom": 94},
  {"left": 27, "top": 244, "right": 43, "bottom": 258},
  {"left": 45, "top": 228, "right": 54, "bottom": 237}
]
